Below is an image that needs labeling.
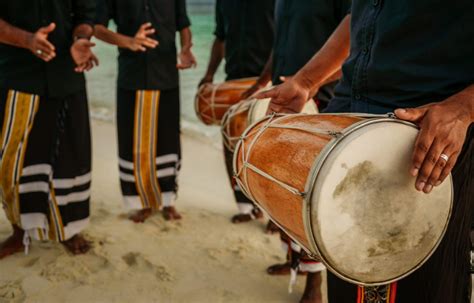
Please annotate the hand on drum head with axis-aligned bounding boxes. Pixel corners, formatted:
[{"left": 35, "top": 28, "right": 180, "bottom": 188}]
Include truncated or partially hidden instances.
[
  {"left": 395, "top": 94, "right": 473, "bottom": 194},
  {"left": 254, "top": 77, "right": 312, "bottom": 115}
]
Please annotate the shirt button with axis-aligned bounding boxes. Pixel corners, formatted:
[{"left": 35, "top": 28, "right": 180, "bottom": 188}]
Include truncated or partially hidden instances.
[
  {"left": 373, "top": 0, "right": 379, "bottom": 6},
  {"left": 355, "top": 94, "right": 361, "bottom": 100},
  {"left": 362, "top": 48, "right": 368, "bottom": 54}
]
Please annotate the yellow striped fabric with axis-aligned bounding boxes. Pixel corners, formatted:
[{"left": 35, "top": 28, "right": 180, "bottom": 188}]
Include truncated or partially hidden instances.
[{"left": 133, "top": 90, "right": 162, "bottom": 210}]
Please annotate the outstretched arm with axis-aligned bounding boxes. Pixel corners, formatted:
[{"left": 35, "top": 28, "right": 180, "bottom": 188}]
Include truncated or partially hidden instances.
[
  {"left": 199, "top": 38, "right": 225, "bottom": 86},
  {"left": 94, "top": 23, "right": 158, "bottom": 51},
  {"left": 256, "top": 15, "right": 351, "bottom": 113},
  {"left": 177, "top": 27, "right": 197, "bottom": 70},
  {"left": 0, "top": 19, "right": 56, "bottom": 61}
]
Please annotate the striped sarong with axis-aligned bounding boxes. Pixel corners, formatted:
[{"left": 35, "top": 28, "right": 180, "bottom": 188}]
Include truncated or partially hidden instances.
[
  {"left": 116, "top": 88, "right": 181, "bottom": 210},
  {"left": 0, "top": 89, "right": 91, "bottom": 241}
]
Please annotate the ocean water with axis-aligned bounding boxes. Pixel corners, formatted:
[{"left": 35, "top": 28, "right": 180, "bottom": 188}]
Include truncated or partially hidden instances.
[{"left": 86, "top": 4, "right": 225, "bottom": 139}]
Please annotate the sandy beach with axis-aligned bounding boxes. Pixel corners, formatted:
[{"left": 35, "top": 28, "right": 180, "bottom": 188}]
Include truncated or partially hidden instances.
[{"left": 0, "top": 119, "right": 327, "bottom": 303}]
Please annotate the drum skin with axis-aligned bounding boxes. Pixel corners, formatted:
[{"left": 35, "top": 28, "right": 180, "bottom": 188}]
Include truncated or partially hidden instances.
[
  {"left": 195, "top": 78, "right": 257, "bottom": 125},
  {"left": 235, "top": 114, "right": 362, "bottom": 248}
]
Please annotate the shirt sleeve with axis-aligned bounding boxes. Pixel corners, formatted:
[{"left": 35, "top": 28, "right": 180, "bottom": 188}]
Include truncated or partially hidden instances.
[
  {"left": 175, "top": 0, "right": 191, "bottom": 31},
  {"left": 72, "top": 0, "right": 96, "bottom": 27},
  {"left": 95, "top": 0, "right": 115, "bottom": 26},
  {"left": 213, "top": 0, "right": 225, "bottom": 41}
]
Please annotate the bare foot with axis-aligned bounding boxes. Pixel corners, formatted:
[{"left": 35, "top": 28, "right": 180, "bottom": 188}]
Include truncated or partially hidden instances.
[
  {"left": 300, "top": 272, "right": 323, "bottom": 303},
  {"left": 129, "top": 208, "right": 153, "bottom": 223},
  {"left": 231, "top": 208, "right": 263, "bottom": 224},
  {"left": 163, "top": 206, "right": 182, "bottom": 221},
  {"left": 0, "top": 225, "right": 24, "bottom": 260},
  {"left": 267, "top": 262, "right": 307, "bottom": 276},
  {"left": 62, "top": 234, "right": 92, "bottom": 255},
  {"left": 265, "top": 220, "right": 280, "bottom": 234}
]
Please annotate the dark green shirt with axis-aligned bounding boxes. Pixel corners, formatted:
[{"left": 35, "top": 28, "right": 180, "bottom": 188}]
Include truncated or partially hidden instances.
[
  {"left": 273, "top": 0, "right": 351, "bottom": 103},
  {"left": 214, "top": 0, "right": 275, "bottom": 81},
  {"left": 96, "top": 0, "right": 191, "bottom": 91},
  {"left": 332, "top": 0, "right": 474, "bottom": 114},
  {"left": 0, "top": 0, "right": 95, "bottom": 98}
]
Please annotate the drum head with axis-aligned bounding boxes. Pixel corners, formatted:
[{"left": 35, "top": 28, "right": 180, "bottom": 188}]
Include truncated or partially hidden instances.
[
  {"left": 249, "top": 99, "right": 319, "bottom": 125},
  {"left": 308, "top": 119, "right": 452, "bottom": 285}
]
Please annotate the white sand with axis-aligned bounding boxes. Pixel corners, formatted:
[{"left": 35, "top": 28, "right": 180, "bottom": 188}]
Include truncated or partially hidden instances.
[{"left": 0, "top": 119, "right": 327, "bottom": 303}]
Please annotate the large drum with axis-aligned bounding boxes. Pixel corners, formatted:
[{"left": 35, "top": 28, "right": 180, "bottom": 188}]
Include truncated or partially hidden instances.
[
  {"left": 221, "top": 98, "right": 318, "bottom": 151},
  {"left": 195, "top": 77, "right": 258, "bottom": 125},
  {"left": 233, "top": 114, "right": 453, "bottom": 285}
]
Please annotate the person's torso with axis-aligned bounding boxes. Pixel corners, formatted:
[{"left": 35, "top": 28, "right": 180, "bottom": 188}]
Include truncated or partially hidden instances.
[
  {"left": 273, "top": 0, "right": 350, "bottom": 102},
  {"left": 334, "top": 0, "right": 474, "bottom": 114},
  {"left": 111, "top": 0, "right": 185, "bottom": 90},
  {"left": 219, "top": 0, "right": 275, "bottom": 81},
  {"left": 0, "top": 0, "right": 86, "bottom": 98}
]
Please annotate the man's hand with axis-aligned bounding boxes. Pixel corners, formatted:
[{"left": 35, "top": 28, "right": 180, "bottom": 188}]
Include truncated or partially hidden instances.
[
  {"left": 255, "top": 77, "right": 312, "bottom": 114},
  {"left": 71, "top": 38, "right": 99, "bottom": 72},
  {"left": 395, "top": 95, "right": 473, "bottom": 194},
  {"left": 177, "top": 48, "right": 197, "bottom": 70},
  {"left": 27, "top": 23, "right": 56, "bottom": 62},
  {"left": 127, "top": 23, "right": 159, "bottom": 52}
]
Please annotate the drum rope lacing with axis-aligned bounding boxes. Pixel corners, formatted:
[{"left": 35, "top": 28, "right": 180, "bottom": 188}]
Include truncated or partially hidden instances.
[
  {"left": 195, "top": 80, "right": 256, "bottom": 125},
  {"left": 235, "top": 112, "right": 396, "bottom": 199},
  {"left": 235, "top": 113, "right": 343, "bottom": 200},
  {"left": 221, "top": 99, "right": 255, "bottom": 151}
]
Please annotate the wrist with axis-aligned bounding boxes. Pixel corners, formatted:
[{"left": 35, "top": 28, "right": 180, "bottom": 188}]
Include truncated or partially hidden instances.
[
  {"left": 294, "top": 72, "right": 315, "bottom": 94},
  {"left": 25, "top": 32, "right": 35, "bottom": 51},
  {"left": 181, "top": 44, "right": 193, "bottom": 52}
]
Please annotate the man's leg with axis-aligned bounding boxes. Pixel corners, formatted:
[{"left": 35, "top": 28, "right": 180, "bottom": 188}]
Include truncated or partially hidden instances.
[
  {"left": 222, "top": 143, "right": 262, "bottom": 223},
  {"left": 117, "top": 89, "right": 165, "bottom": 222},
  {"left": 50, "top": 92, "right": 92, "bottom": 254},
  {"left": 0, "top": 90, "right": 39, "bottom": 258},
  {"left": 155, "top": 88, "right": 182, "bottom": 221}
]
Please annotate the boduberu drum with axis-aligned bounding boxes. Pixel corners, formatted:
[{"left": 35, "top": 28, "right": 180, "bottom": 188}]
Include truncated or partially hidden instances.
[
  {"left": 195, "top": 77, "right": 258, "bottom": 125},
  {"left": 233, "top": 113, "right": 453, "bottom": 286},
  {"left": 221, "top": 98, "right": 319, "bottom": 151}
]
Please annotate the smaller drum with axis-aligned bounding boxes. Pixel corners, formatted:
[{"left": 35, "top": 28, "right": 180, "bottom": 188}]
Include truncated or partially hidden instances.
[
  {"left": 221, "top": 98, "right": 319, "bottom": 151},
  {"left": 195, "top": 77, "right": 258, "bottom": 125}
]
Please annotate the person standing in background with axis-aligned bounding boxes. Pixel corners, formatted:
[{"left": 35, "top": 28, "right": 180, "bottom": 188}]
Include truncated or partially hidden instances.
[
  {"left": 199, "top": 0, "right": 275, "bottom": 224},
  {"left": 95, "top": 0, "right": 197, "bottom": 223},
  {"left": 246, "top": 1, "right": 351, "bottom": 302},
  {"left": 0, "top": 0, "right": 98, "bottom": 258}
]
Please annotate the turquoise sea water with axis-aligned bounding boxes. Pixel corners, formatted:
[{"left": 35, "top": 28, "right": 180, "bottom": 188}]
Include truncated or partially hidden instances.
[{"left": 86, "top": 6, "right": 225, "bottom": 137}]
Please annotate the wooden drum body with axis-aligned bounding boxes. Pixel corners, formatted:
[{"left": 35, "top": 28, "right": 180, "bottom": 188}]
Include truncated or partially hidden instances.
[
  {"left": 221, "top": 98, "right": 318, "bottom": 151},
  {"left": 233, "top": 114, "right": 453, "bottom": 285},
  {"left": 195, "top": 77, "right": 258, "bottom": 125}
]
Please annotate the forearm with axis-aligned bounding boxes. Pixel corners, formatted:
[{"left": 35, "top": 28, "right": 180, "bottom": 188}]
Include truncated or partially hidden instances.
[
  {"left": 94, "top": 25, "right": 132, "bottom": 48},
  {"left": 294, "top": 15, "right": 351, "bottom": 91},
  {"left": 179, "top": 27, "right": 193, "bottom": 51},
  {"left": 257, "top": 52, "right": 273, "bottom": 86},
  {"left": 0, "top": 19, "right": 32, "bottom": 50},
  {"left": 73, "top": 24, "right": 94, "bottom": 40},
  {"left": 204, "top": 38, "right": 225, "bottom": 79}
]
